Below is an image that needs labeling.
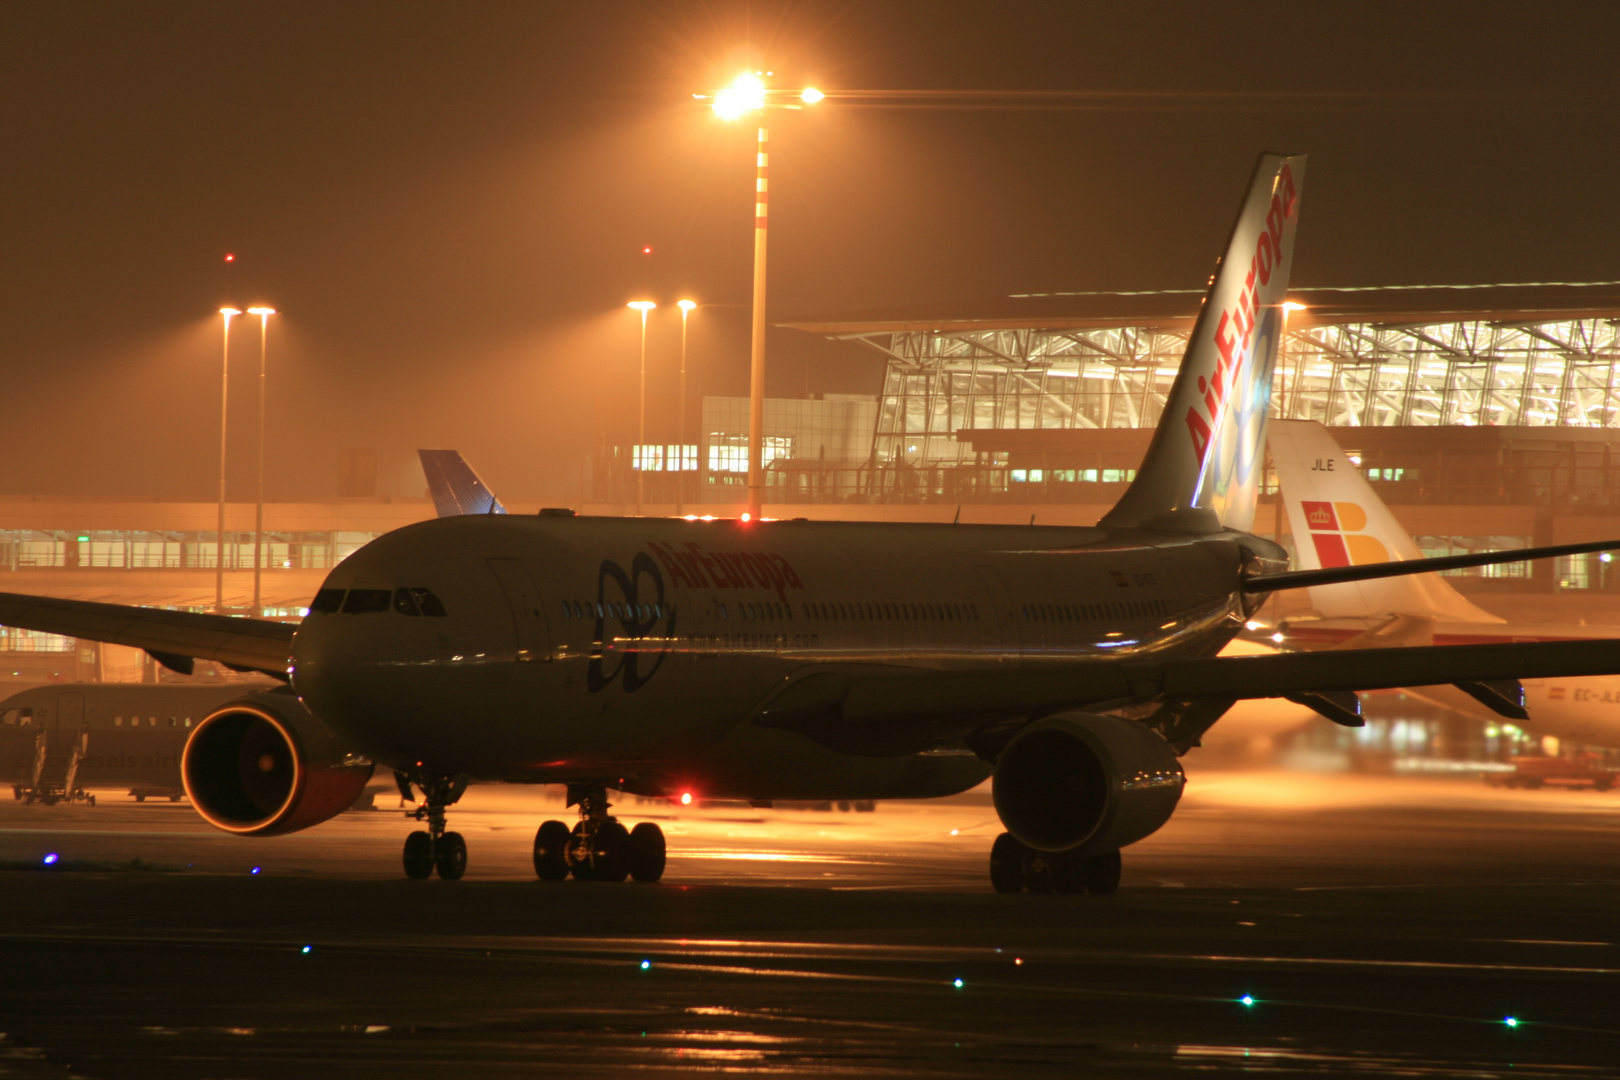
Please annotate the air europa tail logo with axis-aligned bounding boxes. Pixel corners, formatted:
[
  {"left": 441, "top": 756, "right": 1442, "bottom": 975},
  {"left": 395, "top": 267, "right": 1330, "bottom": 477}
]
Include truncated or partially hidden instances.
[
  {"left": 1301, "top": 500, "right": 1389, "bottom": 568},
  {"left": 1186, "top": 163, "right": 1299, "bottom": 464},
  {"left": 647, "top": 541, "right": 805, "bottom": 602}
]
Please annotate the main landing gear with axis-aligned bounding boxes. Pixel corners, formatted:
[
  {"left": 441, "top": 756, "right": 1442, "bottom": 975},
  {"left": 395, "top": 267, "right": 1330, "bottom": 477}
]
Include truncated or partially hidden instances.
[
  {"left": 989, "top": 832, "right": 1121, "bottom": 895},
  {"left": 532, "top": 783, "right": 665, "bottom": 884},
  {"left": 398, "top": 770, "right": 469, "bottom": 880}
]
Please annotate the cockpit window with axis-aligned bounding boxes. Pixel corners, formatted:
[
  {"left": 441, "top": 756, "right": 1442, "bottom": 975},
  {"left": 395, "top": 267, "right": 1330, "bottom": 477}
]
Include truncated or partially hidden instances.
[
  {"left": 310, "top": 588, "right": 345, "bottom": 614},
  {"left": 409, "top": 588, "right": 447, "bottom": 617},
  {"left": 343, "top": 589, "right": 393, "bottom": 614},
  {"left": 393, "top": 588, "right": 421, "bottom": 616}
]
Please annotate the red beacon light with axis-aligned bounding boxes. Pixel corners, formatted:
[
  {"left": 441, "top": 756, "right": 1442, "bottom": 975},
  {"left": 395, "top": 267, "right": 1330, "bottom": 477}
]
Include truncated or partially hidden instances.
[{"left": 679, "top": 792, "right": 693, "bottom": 806}]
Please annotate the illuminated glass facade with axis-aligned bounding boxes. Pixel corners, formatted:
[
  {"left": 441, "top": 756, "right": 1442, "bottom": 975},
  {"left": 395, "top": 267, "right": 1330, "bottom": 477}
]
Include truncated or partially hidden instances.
[{"left": 852, "top": 314, "right": 1620, "bottom": 469}]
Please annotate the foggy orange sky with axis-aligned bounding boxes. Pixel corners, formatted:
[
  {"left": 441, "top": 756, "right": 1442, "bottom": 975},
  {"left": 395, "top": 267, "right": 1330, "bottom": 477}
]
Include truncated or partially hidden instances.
[{"left": 3, "top": 2, "right": 1616, "bottom": 502}]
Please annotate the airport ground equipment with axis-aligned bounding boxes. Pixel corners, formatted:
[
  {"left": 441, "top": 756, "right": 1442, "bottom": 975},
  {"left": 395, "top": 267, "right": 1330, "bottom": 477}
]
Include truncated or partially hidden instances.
[{"left": 1485, "top": 754, "right": 1617, "bottom": 791}]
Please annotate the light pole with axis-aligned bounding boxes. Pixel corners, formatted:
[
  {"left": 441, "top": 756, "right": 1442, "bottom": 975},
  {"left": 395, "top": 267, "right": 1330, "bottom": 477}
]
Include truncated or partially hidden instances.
[
  {"left": 704, "top": 73, "right": 822, "bottom": 521},
  {"left": 247, "top": 306, "right": 276, "bottom": 613},
  {"left": 628, "top": 301, "right": 657, "bottom": 515},
  {"left": 676, "top": 299, "right": 696, "bottom": 515},
  {"left": 215, "top": 307, "right": 240, "bottom": 613}
]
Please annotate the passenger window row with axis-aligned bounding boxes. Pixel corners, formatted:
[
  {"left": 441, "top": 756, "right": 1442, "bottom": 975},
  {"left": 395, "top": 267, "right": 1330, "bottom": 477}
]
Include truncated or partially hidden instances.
[
  {"left": 310, "top": 587, "right": 447, "bottom": 616},
  {"left": 114, "top": 716, "right": 190, "bottom": 728},
  {"left": 1022, "top": 598, "right": 1168, "bottom": 623},
  {"left": 560, "top": 600, "right": 674, "bottom": 621},
  {"left": 800, "top": 601, "right": 981, "bottom": 623}
]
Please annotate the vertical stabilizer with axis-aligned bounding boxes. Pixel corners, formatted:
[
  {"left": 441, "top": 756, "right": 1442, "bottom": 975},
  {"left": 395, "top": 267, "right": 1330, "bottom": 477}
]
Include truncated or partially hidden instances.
[
  {"left": 1102, "top": 153, "right": 1305, "bottom": 534},
  {"left": 1268, "top": 420, "right": 1503, "bottom": 623},
  {"left": 419, "top": 449, "right": 507, "bottom": 518}
]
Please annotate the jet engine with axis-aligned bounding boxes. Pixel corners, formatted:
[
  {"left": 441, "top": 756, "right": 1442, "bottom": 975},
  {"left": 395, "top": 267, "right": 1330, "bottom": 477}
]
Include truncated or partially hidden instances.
[
  {"left": 181, "top": 689, "right": 373, "bottom": 836},
  {"left": 992, "top": 713, "right": 1184, "bottom": 854}
]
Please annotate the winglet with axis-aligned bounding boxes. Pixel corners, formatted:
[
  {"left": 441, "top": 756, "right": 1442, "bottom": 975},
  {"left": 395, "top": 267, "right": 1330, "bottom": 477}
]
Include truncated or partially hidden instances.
[
  {"left": 1102, "top": 153, "right": 1306, "bottom": 534},
  {"left": 418, "top": 449, "right": 507, "bottom": 517}
]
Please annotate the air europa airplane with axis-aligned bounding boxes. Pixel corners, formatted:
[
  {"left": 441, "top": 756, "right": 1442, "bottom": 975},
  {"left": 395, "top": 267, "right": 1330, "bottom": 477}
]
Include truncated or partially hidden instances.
[{"left": 4, "top": 153, "right": 1620, "bottom": 894}]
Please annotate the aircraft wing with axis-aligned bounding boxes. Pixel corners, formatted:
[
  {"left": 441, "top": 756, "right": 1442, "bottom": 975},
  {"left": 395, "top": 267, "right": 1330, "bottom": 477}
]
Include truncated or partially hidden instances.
[
  {"left": 756, "top": 638, "right": 1620, "bottom": 756},
  {"left": 0, "top": 591, "right": 293, "bottom": 678}
]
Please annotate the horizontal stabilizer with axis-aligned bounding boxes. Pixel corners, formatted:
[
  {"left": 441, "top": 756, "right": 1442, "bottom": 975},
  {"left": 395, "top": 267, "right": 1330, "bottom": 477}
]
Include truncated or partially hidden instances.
[
  {"left": 0, "top": 591, "right": 293, "bottom": 678},
  {"left": 1244, "top": 537, "right": 1620, "bottom": 593},
  {"left": 419, "top": 449, "right": 506, "bottom": 517}
]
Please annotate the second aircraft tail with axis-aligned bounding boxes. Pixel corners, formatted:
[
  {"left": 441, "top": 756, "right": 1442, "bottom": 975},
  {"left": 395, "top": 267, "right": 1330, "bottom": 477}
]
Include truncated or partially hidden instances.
[{"left": 1267, "top": 420, "right": 1502, "bottom": 623}]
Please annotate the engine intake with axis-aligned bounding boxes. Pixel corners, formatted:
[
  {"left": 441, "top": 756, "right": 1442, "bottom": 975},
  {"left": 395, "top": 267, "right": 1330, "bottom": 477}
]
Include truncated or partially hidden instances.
[
  {"left": 182, "top": 690, "right": 373, "bottom": 836},
  {"left": 992, "top": 713, "right": 1184, "bottom": 854}
]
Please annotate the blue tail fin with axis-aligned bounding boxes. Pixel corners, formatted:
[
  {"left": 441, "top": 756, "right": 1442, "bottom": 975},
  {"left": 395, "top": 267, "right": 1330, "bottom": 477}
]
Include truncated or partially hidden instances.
[
  {"left": 418, "top": 449, "right": 507, "bottom": 517},
  {"left": 1100, "top": 153, "right": 1306, "bottom": 534}
]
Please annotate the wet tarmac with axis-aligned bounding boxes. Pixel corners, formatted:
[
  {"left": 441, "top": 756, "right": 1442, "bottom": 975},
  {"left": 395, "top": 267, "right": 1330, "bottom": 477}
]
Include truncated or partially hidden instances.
[{"left": 1, "top": 769, "right": 1617, "bottom": 1078}]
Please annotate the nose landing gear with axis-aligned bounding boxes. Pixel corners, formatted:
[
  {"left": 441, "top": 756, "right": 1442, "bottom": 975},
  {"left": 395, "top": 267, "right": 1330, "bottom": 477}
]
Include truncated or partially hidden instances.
[
  {"left": 532, "top": 784, "right": 665, "bottom": 883},
  {"left": 398, "top": 769, "right": 469, "bottom": 880},
  {"left": 989, "top": 832, "right": 1120, "bottom": 895}
]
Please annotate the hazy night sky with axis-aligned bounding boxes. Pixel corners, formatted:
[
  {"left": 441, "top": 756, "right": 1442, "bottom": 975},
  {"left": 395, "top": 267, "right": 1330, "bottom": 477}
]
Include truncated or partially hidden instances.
[{"left": 3, "top": 1, "right": 1616, "bottom": 502}]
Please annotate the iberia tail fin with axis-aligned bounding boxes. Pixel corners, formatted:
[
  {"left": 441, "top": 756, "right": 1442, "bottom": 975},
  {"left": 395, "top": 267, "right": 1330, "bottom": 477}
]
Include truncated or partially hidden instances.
[
  {"left": 1267, "top": 420, "right": 1503, "bottom": 623},
  {"left": 1102, "top": 153, "right": 1305, "bottom": 534}
]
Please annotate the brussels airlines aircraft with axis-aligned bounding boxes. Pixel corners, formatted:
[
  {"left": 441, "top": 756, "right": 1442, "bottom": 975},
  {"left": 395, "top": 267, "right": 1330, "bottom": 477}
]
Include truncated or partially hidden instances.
[
  {"left": 5, "top": 153, "right": 1620, "bottom": 894},
  {"left": 1267, "top": 419, "right": 1620, "bottom": 751}
]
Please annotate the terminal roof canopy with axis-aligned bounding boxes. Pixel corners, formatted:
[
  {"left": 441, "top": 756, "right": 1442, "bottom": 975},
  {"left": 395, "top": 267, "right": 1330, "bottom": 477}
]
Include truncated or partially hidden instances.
[{"left": 779, "top": 281, "right": 1620, "bottom": 334}]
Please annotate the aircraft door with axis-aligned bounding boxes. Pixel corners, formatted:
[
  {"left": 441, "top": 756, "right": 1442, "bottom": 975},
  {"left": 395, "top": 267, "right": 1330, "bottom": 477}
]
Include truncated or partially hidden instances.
[
  {"left": 973, "top": 565, "right": 1024, "bottom": 665},
  {"left": 486, "top": 558, "right": 554, "bottom": 663}
]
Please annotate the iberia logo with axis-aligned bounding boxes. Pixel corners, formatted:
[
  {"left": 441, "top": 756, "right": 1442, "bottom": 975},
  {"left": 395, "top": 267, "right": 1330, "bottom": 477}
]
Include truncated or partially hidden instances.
[{"left": 1301, "top": 500, "right": 1390, "bottom": 568}]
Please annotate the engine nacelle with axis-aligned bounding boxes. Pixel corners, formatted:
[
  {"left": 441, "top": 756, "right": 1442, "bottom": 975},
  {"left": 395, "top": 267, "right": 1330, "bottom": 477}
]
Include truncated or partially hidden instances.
[
  {"left": 992, "top": 713, "right": 1184, "bottom": 854},
  {"left": 181, "top": 689, "right": 373, "bottom": 836}
]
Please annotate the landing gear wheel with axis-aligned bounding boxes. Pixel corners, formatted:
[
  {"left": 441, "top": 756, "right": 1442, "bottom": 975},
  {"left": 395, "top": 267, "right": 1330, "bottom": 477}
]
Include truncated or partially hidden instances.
[
  {"left": 533, "top": 820, "right": 571, "bottom": 881},
  {"left": 1048, "top": 852, "right": 1086, "bottom": 894},
  {"left": 1079, "top": 850, "right": 1122, "bottom": 895},
  {"left": 1021, "top": 848, "right": 1057, "bottom": 893},
  {"left": 989, "top": 832, "right": 1027, "bottom": 894},
  {"left": 568, "top": 821, "right": 595, "bottom": 881},
  {"left": 435, "top": 831, "right": 467, "bottom": 880},
  {"left": 403, "top": 830, "right": 434, "bottom": 879},
  {"left": 628, "top": 822, "right": 666, "bottom": 883},
  {"left": 135, "top": 793, "right": 146, "bottom": 803},
  {"left": 590, "top": 821, "right": 631, "bottom": 883}
]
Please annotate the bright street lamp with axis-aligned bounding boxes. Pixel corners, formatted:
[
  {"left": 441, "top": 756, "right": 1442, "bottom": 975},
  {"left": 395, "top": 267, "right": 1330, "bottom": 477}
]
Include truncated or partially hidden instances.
[
  {"left": 676, "top": 300, "right": 697, "bottom": 515},
  {"left": 246, "top": 307, "right": 276, "bottom": 612},
  {"left": 627, "top": 301, "right": 657, "bottom": 515},
  {"left": 215, "top": 308, "right": 240, "bottom": 613},
  {"left": 700, "top": 71, "right": 822, "bottom": 521}
]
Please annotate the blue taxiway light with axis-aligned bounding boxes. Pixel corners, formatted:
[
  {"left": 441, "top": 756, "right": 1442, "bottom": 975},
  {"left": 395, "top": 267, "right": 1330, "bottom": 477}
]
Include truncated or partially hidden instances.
[
  {"left": 251, "top": 867, "right": 262, "bottom": 875},
  {"left": 640, "top": 960, "right": 651, "bottom": 970},
  {"left": 953, "top": 978, "right": 964, "bottom": 989},
  {"left": 301, "top": 946, "right": 312, "bottom": 954},
  {"left": 1240, "top": 995, "right": 1255, "bottom": 1007},
  {"left": 1504, "top": 1016, "right": 1519, "bottom": 1028},
  {"left": 42, "top": 853, "right": 59, "bottom": 866}
]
